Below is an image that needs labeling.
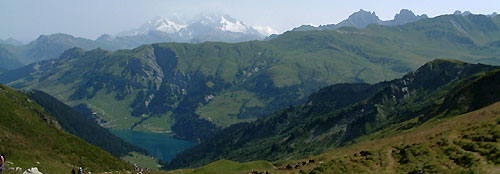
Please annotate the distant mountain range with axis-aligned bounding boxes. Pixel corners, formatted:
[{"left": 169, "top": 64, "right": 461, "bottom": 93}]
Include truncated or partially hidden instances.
[
  {"left": 291, "top": 9, "right": 428, "bottom": 32},
  {"left": 2, "top": 14, "right": 500, "bottom": 143},
  {"left": 289, "top": 9, "right": 499, "bottom": 34},
  {"left": 0, "top": 14, "right": 272, "bottom": 70},
  {"left": 1, "top": 10, "right": 497, "bottom": 71}
]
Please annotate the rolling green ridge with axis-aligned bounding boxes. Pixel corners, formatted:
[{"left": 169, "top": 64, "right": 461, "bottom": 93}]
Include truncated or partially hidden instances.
[
  {"left": 168, "top": 59, "right": 500, "bottom": 169},
  {"left": 0, "top": 84, "right": 131, "bottom": 173},
  {"left": 1, "top": 14, "right": 500, "bottom": 142}
]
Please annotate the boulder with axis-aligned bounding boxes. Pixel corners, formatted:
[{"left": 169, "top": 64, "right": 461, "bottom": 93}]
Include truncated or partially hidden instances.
[{"left": 22, "top": 167, "right": 43, "bottom": 174}]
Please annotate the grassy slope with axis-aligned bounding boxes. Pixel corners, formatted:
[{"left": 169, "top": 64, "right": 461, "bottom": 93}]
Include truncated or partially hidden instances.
[
  {"left": 2, "top": 48, "right": 147, "bottom": 130},
  {"left": 24, "top": 90, "right": 150, "bottom": 158},
  {"left": 121, "top": 152, "right": 162, "bottom": 170},
  {"left": 0, "top": 84, "right": 131, "bottom": 174},
  {"left": 162, "top": 101, "right": 500, "bottom": 174}
]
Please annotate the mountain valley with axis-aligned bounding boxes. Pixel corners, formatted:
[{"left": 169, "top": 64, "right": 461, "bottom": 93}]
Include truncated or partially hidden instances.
[
  {"left": 2, "top": 14, "right": 500, "bottom": 143},
  {"left": 1, "top": 6, "right": 500, "bottom": 173}
]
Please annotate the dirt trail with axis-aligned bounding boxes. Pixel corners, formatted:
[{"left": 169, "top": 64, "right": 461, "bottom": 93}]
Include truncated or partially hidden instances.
[{"left": 385, "top": 147, "right": 397, "bottom": 173}]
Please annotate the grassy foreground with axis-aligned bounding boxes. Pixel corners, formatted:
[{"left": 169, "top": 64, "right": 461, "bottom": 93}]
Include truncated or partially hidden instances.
[{"left": 0, "top": 84, "right": 132, "bottom": 174}]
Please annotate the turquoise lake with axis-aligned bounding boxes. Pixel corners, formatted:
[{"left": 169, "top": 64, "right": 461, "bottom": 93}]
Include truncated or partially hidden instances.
[{"left": 111, "top": 130, "right": 197, "bottom": 162}]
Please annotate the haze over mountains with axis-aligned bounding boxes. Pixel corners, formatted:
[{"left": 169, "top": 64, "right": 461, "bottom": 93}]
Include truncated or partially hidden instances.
[
  {"left": 2, "top": 9, "right": 497, "bottom": 71},
  {"left": 0, "top": 14, "right": 271, "bottom": 71},
  {"left": 292, "top": 9, "right": 428, "bottom": 31},
  {"left": 0, "top": 9, "right": 433, "bottom": 71},
  {"left": 0, "top": 37, "right": 24, "bottom": 46}
]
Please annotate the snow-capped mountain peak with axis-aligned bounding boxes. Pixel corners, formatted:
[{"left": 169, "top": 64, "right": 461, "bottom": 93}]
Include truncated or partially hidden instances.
[
  {"left": 117, "top": 17, "right": 186, "bottom": 36},
  {"left": 153, "top": 18, "right": 187, "bottom": 33},
  {"left": 191, "top": 14, "right": 251, "bottom": 33},
  {"left": 219, "top": 15, "right": 248, "bottom": 33},
  {"left": 116, "top": 14, "right": 276, "bottom": 43}
]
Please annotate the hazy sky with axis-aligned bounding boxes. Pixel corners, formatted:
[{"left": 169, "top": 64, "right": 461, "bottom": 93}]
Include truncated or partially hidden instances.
[{"left": 1, "top": 0, "right": 499, "bottom": 42}]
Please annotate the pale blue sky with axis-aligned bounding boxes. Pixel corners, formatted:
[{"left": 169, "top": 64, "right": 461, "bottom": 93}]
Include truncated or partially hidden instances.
[{"left": 1, "top": 0, "right": 499, "bottom": 42}]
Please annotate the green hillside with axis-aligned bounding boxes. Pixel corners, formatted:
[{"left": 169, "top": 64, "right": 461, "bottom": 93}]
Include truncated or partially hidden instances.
[
  {"left": 24, "top": 90, "right": 149, "bottom": 157},
  {"left": 165, "top": 100, "right": 500, "bottom": 174},
  {"left": 1, "top": 15, "right": 500, "bottom": 141},
  {"left": 168, "top": 59, "right": 500, "bottom": 168},
  {"left": 0, "top": 84, "right": 132, "bottom": 173}
]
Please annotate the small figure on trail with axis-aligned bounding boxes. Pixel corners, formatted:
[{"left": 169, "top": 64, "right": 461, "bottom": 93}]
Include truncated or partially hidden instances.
[
  {"left": 71, "top": 167, "right": 76, "bottom": 174},
  {"left": 78, "top": 167, "right": 83, "bottom": 174},
  {"left": 0, "top": 154, "right": 5, "bottom": 174}
]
